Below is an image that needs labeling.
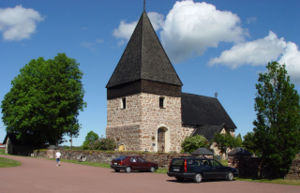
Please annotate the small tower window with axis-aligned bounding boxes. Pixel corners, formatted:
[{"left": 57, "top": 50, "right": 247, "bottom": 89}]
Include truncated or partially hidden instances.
[
  {"left": 121, "top": 97, "right": 126, "bottom": 109},
  {"left": 159, "top": 97, "right": 165, "bottom": 109}
]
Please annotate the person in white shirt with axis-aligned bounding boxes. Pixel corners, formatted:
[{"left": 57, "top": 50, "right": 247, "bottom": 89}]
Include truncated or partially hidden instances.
[{"left": 55, "top": 151, "right": 61, "bottom": 166}]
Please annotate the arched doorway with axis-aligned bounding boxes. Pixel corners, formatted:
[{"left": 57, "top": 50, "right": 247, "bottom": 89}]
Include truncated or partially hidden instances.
[{"left": 157, "top": 128, "right": 167, "bottom": 152}]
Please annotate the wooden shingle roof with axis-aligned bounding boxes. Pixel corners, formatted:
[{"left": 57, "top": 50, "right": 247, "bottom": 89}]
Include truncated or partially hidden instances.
[
  {"left": 191, "top": 125, "right": 224, "bottom": 141},
  {"left": 106, "top": 11, "right": 182, "bottom": 88},
  {"left": 181, "top": 93, "right": 236, "bottom": 131}
]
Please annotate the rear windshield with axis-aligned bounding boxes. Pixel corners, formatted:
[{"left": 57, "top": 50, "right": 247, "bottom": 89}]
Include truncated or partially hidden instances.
[
  {"left": 115, "top": 156, "right": 127, "bottom": 161},
  {"left": 171, "top": 159, "right": 184, "bottom": 166},
  {"left": 171, "top": 158, "right": 205, "bottom": 166}
]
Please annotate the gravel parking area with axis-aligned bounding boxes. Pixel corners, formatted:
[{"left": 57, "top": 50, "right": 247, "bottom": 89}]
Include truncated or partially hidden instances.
[{"left": 0, "top": 155, "right": 299, "bottom": 193}]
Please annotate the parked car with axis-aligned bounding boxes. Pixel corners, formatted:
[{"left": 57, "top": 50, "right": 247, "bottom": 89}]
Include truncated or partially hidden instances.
[
  {"left": 111, "top": 156, "right": 158, "bottom": 173},
  {"left": 167, "top": 157, "right": 238, "bottom": 183}
]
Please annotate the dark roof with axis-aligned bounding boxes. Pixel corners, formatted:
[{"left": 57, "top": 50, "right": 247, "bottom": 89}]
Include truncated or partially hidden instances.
[
  {"left": 228, "top": 147, "right": 252, "bottom": 156},
  {"left": 181, "top": 93, "right": 236, "bottom": 130},
  {"left": 106, "top": 11, "right": 182, "bottom": 88},
  {"left": 191, "top": 125, "right": 223, "bottom": 141},
  {"left": 191, "top": 148, "right": 213, "bottom": 156}
]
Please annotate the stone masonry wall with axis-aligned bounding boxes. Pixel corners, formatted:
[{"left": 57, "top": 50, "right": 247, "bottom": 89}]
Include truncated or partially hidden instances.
[
  {"left": 34, "top": 149, "right": 188, "bottom": 168},
  {"left": 106, "top": 92, "right": 188, "bottom": 153},
  {"left": 140, "top": 93, "right": 182, "bottom": 152},
  {"left": 106, "top": 124, "right": 142, "bottom": 151},
  {"left": 106, "top": 94, "right": 142, "bottom": 151},
  {"left": 106, "top": 94, "right": 142, "bottom": 127}
]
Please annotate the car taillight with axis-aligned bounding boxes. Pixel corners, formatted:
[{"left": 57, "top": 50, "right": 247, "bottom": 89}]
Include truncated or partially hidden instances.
[
  {"left": 184, "top": 159, "right": 187, "bottom": 173},
  {"left": 120, "top": 161, "right": 123, "bottom": 166}
]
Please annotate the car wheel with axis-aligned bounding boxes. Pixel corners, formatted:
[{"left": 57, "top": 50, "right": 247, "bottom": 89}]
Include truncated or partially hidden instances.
[
  {"left": 114, "top": 169, "right": 120, "bottom": 172},
  {"left": 150, "top": 167, "right": 155, "bottom": 172},
  {"left": 227, "top": 172, "right": 234, "bottom": 181},
  {"left": 176, "top": 177, "right": 184, "bottom": 182},
  {"left": 194, "top": 173, "right": 202, "bottom": 183},
  {"left": 125, "top": 167, "right": 131, "bottom": 173}
]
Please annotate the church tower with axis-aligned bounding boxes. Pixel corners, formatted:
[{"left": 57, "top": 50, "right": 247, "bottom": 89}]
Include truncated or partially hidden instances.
[{"left": 106, "top": 11, "right": 183, "bottom": 152}]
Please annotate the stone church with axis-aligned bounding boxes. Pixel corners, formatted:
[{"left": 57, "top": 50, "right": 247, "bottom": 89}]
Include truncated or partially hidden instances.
[{"left": 106, "top": 11, "right": 236, "bottom": 153}]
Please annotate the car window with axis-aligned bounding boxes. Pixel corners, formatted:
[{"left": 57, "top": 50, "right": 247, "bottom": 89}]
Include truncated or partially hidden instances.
[
  {"left": 201, "top": 160, "right": 210, "bottom": 166},
  {"left": 188, "top": 159, "right": 202, "bottom": 166},
  {"left": 187, "top": 159, "right": 194, "bottom": 165},
  {"left": 210, "top": 160, "right": 222, "bottom": 167},
  {"left": 171, "top": 159, "right": 184, "bottom": 166},
  {"left": 115, "top": 156, "right": 126, "bottom": 161},
  {"left": 130, "top": 157, "right": 137, "bottom": 163},
  {"left": 137, "top": 157, "right": 145, "bottom": 162}
]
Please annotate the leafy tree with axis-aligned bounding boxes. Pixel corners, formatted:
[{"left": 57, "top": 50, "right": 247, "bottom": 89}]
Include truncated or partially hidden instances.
[
  {"left": 181, "top": 135, "right": 209, "bottom": 153},
  {"left": 1, "top": 53, "right": 86, "bottom": 148},
  {"left": 213, "top": 133, "right": 241, "bottom": 158},
  {"left": 253, "top": 61, "right": 300, "bottom": 178},
  {"left": 236, "top": 133, "right": 243, "bottom": 146},
  {"left": 82, "top": 131, "right": 99, "bottom": 150},
  {"left": 242, "top": 132, "right": 259, "bottom": 155}
]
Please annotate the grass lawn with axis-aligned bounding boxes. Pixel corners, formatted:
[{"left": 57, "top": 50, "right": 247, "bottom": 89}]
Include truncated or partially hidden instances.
[
  {"left": 61, "top": 159, "right": 111, "bottom": 168},
  {"left": 237, "top": 177, "right": 300, "bottom": 186},
  {"left": 0, "top": 149, "right": 5, "bottom": 155},
  {"left": 0, "top": 157, "right": 21, "bottom": 168}
]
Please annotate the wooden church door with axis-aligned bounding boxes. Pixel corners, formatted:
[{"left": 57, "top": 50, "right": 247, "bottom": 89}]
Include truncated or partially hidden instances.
[{"left": 157, "top": 128, "right": 166, "bottom": 152}]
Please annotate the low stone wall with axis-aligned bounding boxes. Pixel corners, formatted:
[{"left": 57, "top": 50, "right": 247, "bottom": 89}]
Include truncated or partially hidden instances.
[
  {"left": 34, "top": 149, "right": 188, "bottom": 168},
  {"left": 285, "top": 154, "right": 300, "bottom": 180}
]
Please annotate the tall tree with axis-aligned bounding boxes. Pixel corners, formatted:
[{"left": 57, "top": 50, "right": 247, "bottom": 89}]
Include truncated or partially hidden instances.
[
  {"left": 242, "top": 132, "right": 258, "bottom": 155},
  {"left": 1, "top": 53, "right": 86, "bottom": 148},
  {"left": 253, "top": 61, "right": 300, "bottom": 178}
]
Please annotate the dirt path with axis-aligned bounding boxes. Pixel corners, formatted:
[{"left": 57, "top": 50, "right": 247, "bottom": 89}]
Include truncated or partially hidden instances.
[{"left": 0, "top": 155, "right": 299, "bottom": 193}]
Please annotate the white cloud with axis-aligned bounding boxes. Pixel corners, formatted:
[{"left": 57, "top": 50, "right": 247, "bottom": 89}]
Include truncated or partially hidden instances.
[
  {"left": 148, "top": 12, "right": 164, "bottom": 31},
  {"left": 279, "top": 42, "right": 300, "bottom": 83},
  {"left": 210, "top": 31, "right": 300, "bottom": 83},
  {"left": 160, "top": 0, "right": 246, "bottom": 63},
  {"left": 113, "top": 12, "right": 164, "bottom": 43},
  {"left": 113, "top": 20, "right": 137, "bottom": 40},
  {"left": 209, "top": 31, "right": 286, "bottom": 68},
  {"left": 0, "top": 5, "right": 43, "bottom": 41}
]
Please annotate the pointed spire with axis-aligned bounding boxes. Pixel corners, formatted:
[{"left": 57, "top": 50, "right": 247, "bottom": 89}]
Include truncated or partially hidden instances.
[{"left": 106, "top": 11, "right": 182, "bottom": 88}]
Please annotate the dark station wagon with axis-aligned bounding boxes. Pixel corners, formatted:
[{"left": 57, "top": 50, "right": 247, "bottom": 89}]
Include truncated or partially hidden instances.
[
  {"left": 168, "top": 157, "right": 239, "bottom": 183},
  {"left": 111, "top": 156, "right": 158, "bottom": 173}
]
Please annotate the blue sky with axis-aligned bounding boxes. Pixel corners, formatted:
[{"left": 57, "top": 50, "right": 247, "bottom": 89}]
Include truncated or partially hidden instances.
[{"left": 0, "top": 0, "right": 299, "bottom": 146}]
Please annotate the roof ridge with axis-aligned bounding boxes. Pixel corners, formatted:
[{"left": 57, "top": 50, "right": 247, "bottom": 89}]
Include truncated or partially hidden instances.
[{"left": 182, "top": 92, "right": 217, "bottom": 100}]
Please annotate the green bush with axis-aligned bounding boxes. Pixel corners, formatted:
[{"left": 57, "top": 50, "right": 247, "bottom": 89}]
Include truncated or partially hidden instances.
[
  {"left": 98, "top": 138, "right": 116, "bottom": 151},
  {"left": 181, "top": 135, "right": 209, "bottom": 153},
  {"left": 83, "top": 138, "right": 116, "bottom": 151},
  {"left": 82, "top": 131, "right": 99, "bottom": 150}
]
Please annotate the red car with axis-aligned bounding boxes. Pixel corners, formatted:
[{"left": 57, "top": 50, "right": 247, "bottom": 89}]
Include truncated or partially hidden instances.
[{"left": 111, "top": 156, "right": 158, "bottom": 173}]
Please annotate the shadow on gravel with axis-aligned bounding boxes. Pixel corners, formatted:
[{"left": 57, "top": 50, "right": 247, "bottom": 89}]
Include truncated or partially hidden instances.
[{"left": 166, "top": 179, "right": 236, "bottom": 184}]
